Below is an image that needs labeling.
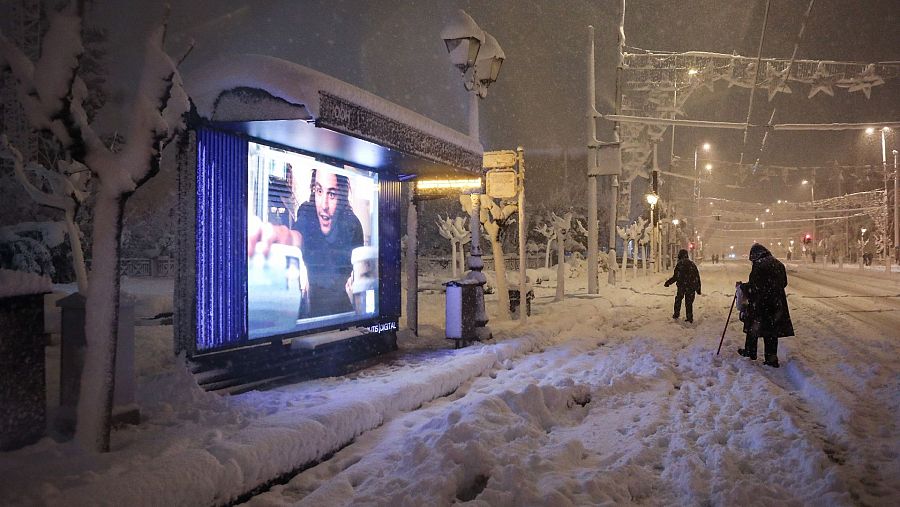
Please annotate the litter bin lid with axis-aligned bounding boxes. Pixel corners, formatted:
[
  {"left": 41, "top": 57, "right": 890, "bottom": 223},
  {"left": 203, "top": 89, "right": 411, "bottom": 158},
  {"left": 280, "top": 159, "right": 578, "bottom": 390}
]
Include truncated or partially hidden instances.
[{"left": 443, "top": 279, "right": 480, "bottom": 287}]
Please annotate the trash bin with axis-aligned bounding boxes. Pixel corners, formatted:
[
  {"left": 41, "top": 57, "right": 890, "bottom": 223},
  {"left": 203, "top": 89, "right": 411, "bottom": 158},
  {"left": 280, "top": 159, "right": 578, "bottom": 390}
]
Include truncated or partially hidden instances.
[
  {"left": 444, "top": 280, "right": 477, "bottom": 342},
  {"left": 0, "top": 293, "right": 49, "bottom": 451},
  {"left": 508, "top": 287, "right": 534, "bottom": 318}
]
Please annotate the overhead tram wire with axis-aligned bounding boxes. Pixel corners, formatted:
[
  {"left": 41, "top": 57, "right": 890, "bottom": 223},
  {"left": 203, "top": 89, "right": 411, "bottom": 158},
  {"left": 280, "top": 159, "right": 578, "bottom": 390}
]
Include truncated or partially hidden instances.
[
  {"left": 738, "top": 0, "right": 772, "bottom": 165},
  {"left": 749, "top": 0, "right": 816, "bottom": 167}
]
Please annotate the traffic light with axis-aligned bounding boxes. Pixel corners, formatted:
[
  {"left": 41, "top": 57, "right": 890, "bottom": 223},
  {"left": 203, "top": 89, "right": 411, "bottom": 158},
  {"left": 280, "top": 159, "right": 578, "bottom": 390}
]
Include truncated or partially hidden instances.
[
  {"left": 688, "top": 242, "right": 695, "bottom": 250},
  {"left": 803, "top": 233, "right": 812, "bottom": 245}
]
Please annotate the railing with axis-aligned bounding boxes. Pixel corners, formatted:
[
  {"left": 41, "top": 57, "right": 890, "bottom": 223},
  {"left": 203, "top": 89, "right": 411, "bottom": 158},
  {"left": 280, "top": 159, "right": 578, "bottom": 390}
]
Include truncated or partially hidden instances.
[
  {"left": 419, "top": 255, "right": 544, "bottom": 273},
  {"left": 87, "top": 257, "right": 176, "bottom": 278}
]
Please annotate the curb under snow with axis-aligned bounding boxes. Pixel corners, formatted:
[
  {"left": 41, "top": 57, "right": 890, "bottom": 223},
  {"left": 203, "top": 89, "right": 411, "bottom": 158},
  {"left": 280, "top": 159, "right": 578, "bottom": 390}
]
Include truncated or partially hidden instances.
[{"left": 58, "top": 330, "right": 559, "bottom": 506}]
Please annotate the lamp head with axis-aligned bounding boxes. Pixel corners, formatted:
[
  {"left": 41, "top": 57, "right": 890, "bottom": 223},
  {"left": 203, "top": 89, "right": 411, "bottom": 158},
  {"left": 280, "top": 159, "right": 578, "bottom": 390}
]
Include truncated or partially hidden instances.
[
  {"left": 645, "top": 193, "right": 659, "bottom": 206},
  {"left": 476, "top": 31, "right": 505, "bottom": 89},
  {"left": 441, "top": 10, "right": 484, "bottom": 73}
]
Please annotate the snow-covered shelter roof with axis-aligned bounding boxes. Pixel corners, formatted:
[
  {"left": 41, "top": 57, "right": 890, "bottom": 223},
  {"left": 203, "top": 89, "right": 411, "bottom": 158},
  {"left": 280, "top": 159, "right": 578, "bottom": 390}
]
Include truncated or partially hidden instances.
[{"left": 186, "top": 54, "right": 483, "bottom": 176}]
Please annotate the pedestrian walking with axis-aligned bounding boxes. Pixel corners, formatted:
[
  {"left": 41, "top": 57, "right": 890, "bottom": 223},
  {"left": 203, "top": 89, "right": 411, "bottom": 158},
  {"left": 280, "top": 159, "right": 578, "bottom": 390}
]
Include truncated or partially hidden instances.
[
  {"left": 664, "top": 249, "right": 701, "bottom": 323},
  {"left": 737, "top": 244, "right": 794, "bottom": 367}
]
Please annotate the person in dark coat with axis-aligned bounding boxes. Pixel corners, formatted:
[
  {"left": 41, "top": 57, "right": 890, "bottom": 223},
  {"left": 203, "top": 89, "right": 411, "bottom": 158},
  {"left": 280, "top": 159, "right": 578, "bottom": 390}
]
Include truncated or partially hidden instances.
[
  {"left": 664, "top": 249, "right": 702, "bottom": 323},
  {"left": 737, "top": 243, "right": 794, "bottom": 367}
]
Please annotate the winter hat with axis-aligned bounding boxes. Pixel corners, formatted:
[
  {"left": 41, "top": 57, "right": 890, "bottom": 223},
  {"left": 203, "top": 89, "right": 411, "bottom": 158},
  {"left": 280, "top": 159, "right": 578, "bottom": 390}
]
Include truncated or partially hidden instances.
[
  {"left": 677, "top": 249, "right": 689, "bottom": 260},
  {"left": 749, "top": 243, "right": 771, "bottom": 262}
]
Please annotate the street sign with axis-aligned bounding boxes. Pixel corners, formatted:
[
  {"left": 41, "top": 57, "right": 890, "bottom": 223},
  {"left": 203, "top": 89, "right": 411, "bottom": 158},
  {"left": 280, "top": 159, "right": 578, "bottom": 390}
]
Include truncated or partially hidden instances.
[
  {"left": 483, "top": 150, "right": 517, "bottom": 169},
  {"left": 486, "top": 169, "right": 518, "bottom": 199},
  {"left": 590, "top": 143, "right": 622, "bottom": 176}
]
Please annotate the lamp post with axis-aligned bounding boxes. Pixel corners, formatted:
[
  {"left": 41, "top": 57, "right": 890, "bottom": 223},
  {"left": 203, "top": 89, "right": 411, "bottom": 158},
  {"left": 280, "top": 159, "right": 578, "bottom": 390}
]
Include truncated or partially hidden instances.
[
  {"left": 646, "top": 193, "right": 659, "bottom": 273},
  {"left": 802, "top": 179, "right": 816, "bottom": 261},
  {"left": 894, "top": 149, "right": 898, "bottom": 263},
  {"left": 693, "top": 143, "right": 710, "bottom": 259},
  {"left": 671, "top": 218, "right": 680, "bottom": 267},
  {"left": 442, "top": 9, "right": 505, "bottom": 339},
  {"left": 866, "top": 127, "right": 893, "bottom": 265}
]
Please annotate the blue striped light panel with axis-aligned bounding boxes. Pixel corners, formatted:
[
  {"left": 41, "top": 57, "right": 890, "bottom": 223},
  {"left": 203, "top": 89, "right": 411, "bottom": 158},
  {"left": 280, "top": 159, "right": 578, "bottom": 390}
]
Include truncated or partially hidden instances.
[{"left": 195, "top": 128, "right": 248, "bottom": 351}]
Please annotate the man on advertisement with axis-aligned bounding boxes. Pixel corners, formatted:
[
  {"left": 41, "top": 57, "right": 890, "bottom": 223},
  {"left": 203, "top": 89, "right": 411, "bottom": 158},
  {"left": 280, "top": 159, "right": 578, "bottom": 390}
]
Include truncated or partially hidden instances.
[{"left": 255, "top": 167, "right": 365, "bottom": 318}]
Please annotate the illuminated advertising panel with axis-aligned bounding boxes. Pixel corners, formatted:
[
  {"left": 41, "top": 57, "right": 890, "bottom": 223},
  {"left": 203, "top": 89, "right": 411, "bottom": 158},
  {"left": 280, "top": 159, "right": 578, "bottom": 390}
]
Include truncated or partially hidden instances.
[{"left": 247, "top": 142, "right": 380, "bottom": 339}]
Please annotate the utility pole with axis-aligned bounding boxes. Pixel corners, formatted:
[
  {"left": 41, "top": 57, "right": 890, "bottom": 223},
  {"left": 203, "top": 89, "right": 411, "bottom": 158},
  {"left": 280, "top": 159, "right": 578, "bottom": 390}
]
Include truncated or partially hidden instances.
[
  {"left": 894, "top": 149, "right": 898, "bottom": 264},
  {"left": 517, "top": 146, "right": 527, "bottom": 323},
  {"left": 586, "top": 26, "right": 599, "bottom": 294}
]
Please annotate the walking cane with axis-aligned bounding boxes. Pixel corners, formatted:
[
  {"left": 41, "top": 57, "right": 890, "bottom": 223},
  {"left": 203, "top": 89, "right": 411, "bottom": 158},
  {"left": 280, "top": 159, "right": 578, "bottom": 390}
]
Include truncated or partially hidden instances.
[{"left": 716, "top": 294, "right": 737, "bottom": 355}]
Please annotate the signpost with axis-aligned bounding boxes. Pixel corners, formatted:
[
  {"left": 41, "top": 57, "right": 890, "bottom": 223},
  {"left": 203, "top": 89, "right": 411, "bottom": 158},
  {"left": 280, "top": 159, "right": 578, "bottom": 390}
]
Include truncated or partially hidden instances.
[
  {"left": 483, "top": 149, "right": 527, "bottom": 323},
  {"left": 486, "top": 168, "right": 517, "bottom": 199}
]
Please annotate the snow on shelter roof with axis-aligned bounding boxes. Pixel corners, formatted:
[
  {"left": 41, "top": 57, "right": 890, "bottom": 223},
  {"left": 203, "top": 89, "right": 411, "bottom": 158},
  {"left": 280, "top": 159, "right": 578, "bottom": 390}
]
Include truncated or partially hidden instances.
[{"left": 187, "top": 54, "right": 483, "bottom": 175}]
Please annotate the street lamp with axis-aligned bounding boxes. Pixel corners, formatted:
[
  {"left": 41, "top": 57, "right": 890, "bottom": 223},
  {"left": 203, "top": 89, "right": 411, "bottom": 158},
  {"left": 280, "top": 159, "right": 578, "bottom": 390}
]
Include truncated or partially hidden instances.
[
  {"left": 802, "top": 179, "right": 816, "bottom": 260},
  {"left": 646, "top": 193, "right": 659, "bottom": 272},
  {"left": 894, "top": 149, "right": 899, "bottom": 262},
  {"left": 442, "top": 10, "right": 505, "bottom": 336},
  {"left": 441, "top": 10, "right": 505, "bottom": 137},
  {"left": 866, "top": 126, "right": 893, "bottom": 264},
  {"left": 860, "top": 227, "right": 868, "bottom": 267},
  {"left": 693, "top": 143, "right": 711, "bottom": 257}
]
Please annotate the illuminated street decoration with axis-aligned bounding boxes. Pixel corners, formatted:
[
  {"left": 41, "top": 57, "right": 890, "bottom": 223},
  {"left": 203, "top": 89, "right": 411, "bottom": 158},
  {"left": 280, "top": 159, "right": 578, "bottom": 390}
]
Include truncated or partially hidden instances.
[{"left": 617, "top": 50, "right": 900, "bottom": 196}]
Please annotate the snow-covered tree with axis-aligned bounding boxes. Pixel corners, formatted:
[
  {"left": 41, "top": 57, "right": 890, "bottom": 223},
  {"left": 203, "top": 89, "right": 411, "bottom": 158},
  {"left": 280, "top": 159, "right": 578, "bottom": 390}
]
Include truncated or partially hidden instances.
[
  {"left": 0, "top": 4, "right": 189, "bottom": 452},
  {"left": 550, "top": 211, "right": 572, "bottom": 301},
  {"left": 1, "top": 135, "right": 90, "bottom": 291},
  {"left": 616, "top": 218, "right": 648, "bottom": 281},
  {"left": 451, "top": 216, "right": 471, "bottom": 275},
  {"left": 436, "top": 215, "right": 470, "bottom": 278},
  {"left": 616, "top": 225, "right": 628, "bottom": 280},
  {"left": 639, "top": 225, "right": 650, "bottom": 275},
  {"left": 630, "top": 218, "right": 647, "bottom": 278},
  {"left": 535, "top": 222, "right": 555, "bottom": 269}
]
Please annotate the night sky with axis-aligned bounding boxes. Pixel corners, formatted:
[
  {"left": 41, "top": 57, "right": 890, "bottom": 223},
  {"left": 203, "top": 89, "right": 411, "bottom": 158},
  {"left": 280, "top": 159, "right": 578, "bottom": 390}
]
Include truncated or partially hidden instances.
[{"left": 50, "top": 0, "right": 895, "bottom": 212}]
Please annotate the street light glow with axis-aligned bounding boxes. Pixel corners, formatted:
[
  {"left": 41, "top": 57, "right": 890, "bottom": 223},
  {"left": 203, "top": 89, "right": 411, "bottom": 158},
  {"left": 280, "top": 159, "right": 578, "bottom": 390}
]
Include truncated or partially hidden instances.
[
  {"left": 702, "top": 142, "right": 711, "bottom": 151},
  {"left": 687, "top": 68, "right": 698, "bottom": 75},
  {"left": 645, "top": 193, "right": 659, "bottom": 206},
  {"left": 801, "top": 180, "right": 809, "bottom": 185},
  {"left": 672, "top": 219, "right": 680, "bottom": 225},
  {"left": 865, "top": 127, "right": 875, "bottom": 135},
  {"left": 705, "top": 163, "right": 712, "bottom": 171}
]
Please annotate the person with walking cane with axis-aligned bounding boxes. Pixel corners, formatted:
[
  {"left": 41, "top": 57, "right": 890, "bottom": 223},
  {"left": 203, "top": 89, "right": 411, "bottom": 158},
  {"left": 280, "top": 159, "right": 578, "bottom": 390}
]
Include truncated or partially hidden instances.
[
  {"left": 664, "top": 249, "right": 701, "bottom": 323},
  {"left": 736, "top": 244, "right": 794, "bottom": 367}
]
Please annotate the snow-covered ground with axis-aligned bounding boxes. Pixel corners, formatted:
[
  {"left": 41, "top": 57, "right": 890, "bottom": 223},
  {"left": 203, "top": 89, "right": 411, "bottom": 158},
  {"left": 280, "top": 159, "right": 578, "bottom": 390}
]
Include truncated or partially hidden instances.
[{"left": 1, "top": 261, "right": 898, "bottom": 506}]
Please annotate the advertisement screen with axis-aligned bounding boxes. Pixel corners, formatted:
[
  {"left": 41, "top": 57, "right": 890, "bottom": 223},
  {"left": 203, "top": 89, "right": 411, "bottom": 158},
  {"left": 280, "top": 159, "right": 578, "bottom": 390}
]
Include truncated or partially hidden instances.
[{"left": 247, "top": 142, "right": 379, "bottom": 339}]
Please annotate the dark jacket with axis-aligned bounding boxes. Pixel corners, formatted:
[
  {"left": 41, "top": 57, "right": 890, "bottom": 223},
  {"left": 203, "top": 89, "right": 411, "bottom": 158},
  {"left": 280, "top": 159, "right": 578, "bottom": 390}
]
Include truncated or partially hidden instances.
[
  {"left": 742, "top": 244, "right": 794, "bottom": 338},
  {"left": 665, "top": 250, "right": 701, "bottom": 292}
]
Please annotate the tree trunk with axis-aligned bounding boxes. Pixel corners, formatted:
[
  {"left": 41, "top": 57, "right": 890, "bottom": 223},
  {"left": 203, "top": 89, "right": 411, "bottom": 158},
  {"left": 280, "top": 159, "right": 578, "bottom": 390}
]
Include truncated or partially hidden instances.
[
  {"left": 75, "top": 193, "right": 125, "bottom": 452},
  {"left": 642, "top": 243, "right": 648, "bottom": 276},
  {"left": 490, "top": 233, "right": 510, "bottom": 320},
  {"left": 556, "top": 232, "right": 565, "bottom": 301},
  {"left": 451, "top": 241, "right": 458, "bottom": 278},
  {"left": 545, "top": 239, "right": 552, "bottom": 269},
  {"left": 65, "top": 208, "right": 89, "bottom": 293},
  {"left": 632, "top": 240, "right": 638, "bottom": 278}
]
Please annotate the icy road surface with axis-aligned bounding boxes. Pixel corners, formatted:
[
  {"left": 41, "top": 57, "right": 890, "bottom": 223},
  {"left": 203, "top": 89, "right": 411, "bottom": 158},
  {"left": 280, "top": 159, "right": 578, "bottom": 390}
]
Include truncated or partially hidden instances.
[{"left": 243, "top": 263, "right": 900, "bottom": 507}]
